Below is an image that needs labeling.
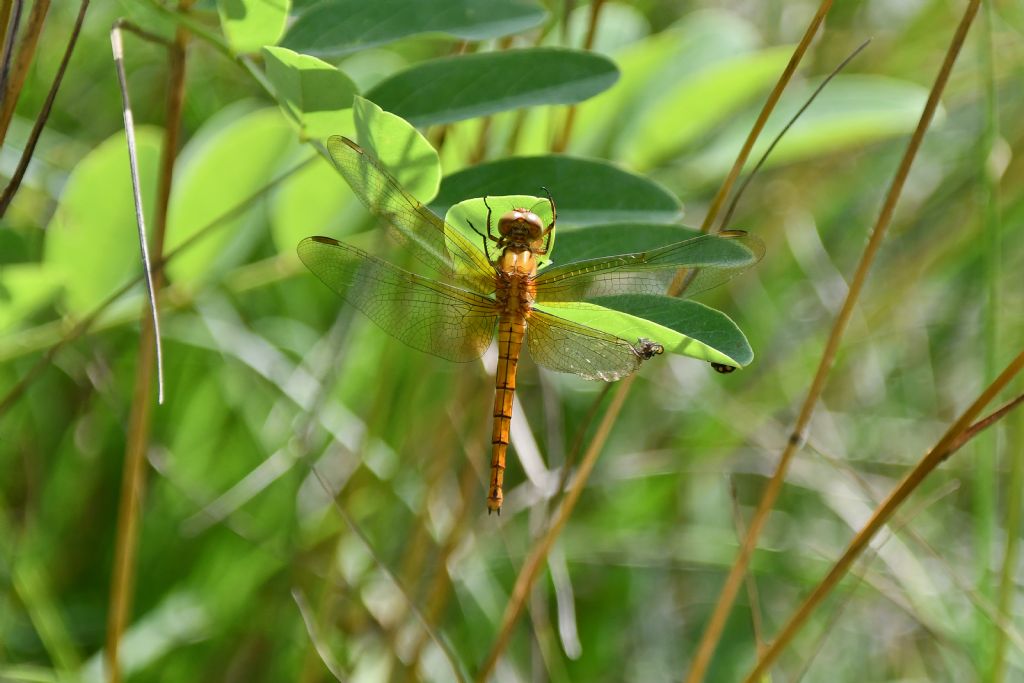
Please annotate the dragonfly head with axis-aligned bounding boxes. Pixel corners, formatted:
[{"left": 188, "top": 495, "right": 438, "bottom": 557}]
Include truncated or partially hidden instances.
[{"left": 498, "top": 209, "right": 546, "bottom": 242}]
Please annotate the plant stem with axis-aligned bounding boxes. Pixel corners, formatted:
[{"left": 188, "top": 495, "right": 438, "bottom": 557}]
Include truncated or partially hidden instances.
[{"left": 976, "top": 0, "right": 1001, "bottom": 677}]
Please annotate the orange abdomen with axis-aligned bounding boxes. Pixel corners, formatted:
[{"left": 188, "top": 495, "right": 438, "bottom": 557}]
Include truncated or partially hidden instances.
[{"left": 488, "top": 312, "right": 526, "bottom": 513}]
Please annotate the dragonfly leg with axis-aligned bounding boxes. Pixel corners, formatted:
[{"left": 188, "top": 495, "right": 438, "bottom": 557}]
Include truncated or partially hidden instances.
[
  {"left": 482, "top": 195, "right": 499, "bottom": 241},
  {"left": 467, "top": 219, "right": 494, "bottom": 262},
  {"left": 539, "top": 186, "right": 556, "bottom": 254}
]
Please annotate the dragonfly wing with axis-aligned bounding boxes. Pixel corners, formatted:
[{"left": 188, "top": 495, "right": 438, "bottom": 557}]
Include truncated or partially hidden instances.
[
  {"left": 533, "top": 231, "right": 764, "bottom": 302},
  {"left": 298, "top": 236, "right": 498, "bottom": 362},
  {"left": 328, "top": 136, "right": 495, "bottom": 293},
  {"left": 526, "top": 306, "right": 646, "bottom": 381}
]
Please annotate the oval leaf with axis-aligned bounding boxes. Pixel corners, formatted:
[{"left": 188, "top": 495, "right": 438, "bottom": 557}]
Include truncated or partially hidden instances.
[
  {"left": 540, "top": 296, "right": 752, "bottom": 367},
  {"left": 350, "top": 96, "right": 441, "bottom": 203},
  {"left": 0, "top": 263, "right": 61, "bottom": 332},
  {"left": 262, "top": 46, "right": 357, "bottom": 141},
  {"left": 444, "top": 194, "right": 555, "bottom": 267},
  {"left": 366, "top": 48, "right": 619, "bottom": 127},
  {"left": 270, "top": 154, "right": 356, "bottom": 254},
  {"left": 618, "top": 45, "right": 794, "bottom": 169},
  {"left": 283, "top": 0, "right": 547, "bottom": 57},
  {"left": 688, "top": 75, "right": 935, "bottom": 183},
  {"left": 45, "top": 127, "right": 162, "bottom": 315},
  {"left": 167, "top": 107, "right": 299, "bottom": 287},
  {"left": 430, "top": 155, "right": 682, "bottom": 226},
  {"left": 218, "top": 0, "right": 290, "bottom": 55},
  {"left": 569, "top": 10, "right": 761, "bottom": 157},
  {"left": 554, "top": 222, "right": 699, "bottom": 262}
]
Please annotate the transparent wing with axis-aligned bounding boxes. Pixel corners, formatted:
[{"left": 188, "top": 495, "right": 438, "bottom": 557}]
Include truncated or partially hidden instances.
[
  {"left": 298, "top": 236, "right": 498, "bottom": 362},
  {"left": 327, "top": 136, "right": 495, "bottom": 293},
  {"left": 526, "top": 307, "right": 648, "bottom": 381},
  {"left": 534, "top": 231, "right": 764, "bottom": 302}
]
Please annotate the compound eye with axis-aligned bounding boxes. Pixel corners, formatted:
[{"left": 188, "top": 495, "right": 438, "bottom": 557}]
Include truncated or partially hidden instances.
[
  {"left": 523, "top": 211, "right": 545, "bottom": 237},
  {"left": 496, "top": 211, "right": 519, "bottom": 235}
]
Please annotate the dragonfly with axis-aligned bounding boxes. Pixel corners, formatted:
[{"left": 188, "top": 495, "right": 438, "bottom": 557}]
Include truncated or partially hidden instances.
[{"left": 299, "top": 136, "right": 764, "bottom": 513}]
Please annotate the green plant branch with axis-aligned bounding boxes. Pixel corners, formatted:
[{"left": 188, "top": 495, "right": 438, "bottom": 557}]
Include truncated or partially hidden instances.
[{"left": 685, "top": 1, "right": 978, "bottom": 679}]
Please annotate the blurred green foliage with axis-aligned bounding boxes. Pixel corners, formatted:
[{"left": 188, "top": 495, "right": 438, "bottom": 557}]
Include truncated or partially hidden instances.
[{"left": 2, "top": 1, "right": 1023, "bottom": 682}]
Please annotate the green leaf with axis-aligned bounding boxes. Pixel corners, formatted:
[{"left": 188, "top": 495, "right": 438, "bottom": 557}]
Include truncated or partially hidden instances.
[
  {"left": 430, "top": 155, "right": 682, "bottom": 226},
  {"left": 569, "top": 10, "right": 761, "bottom": 157},
  {"left": 270, "top": 156, "right": 357, "bottom": 254},
  {"left": 688, "top": 75, "right": 935, "bottom": 182},
  {"left": 167, "top": 107, "right": 299, "bottom": 287},
  {"left": 554, "top": 222, "right": 699, "bottom": 262},
  {"left": 539, "top": 296, "right": 752, "bottom": 367},
  {"left": 365, "top": 48, "right": 619, "bottom": 127},
  {"left": 618, "top": 45, "right": 794, "bottom": 169},
  {"left": 283, "top": 0, "right": 547, "bottom": 57},
  {"left": 0, "top": 264, "right": 60, "bottom": 332},
  {"left": 218, "top": 0, "right": 290, "bottom": 55},
  {"left": 444, "top": 194, "right": 556, "bottom": 267},
  {"left": 350, "top": 96, "right": 441, "bottom": 203},
  {"left": 45, "top": 127, "right": 162, "bottom": 315},
  {"left": 281, "top": 98, "right": 440, "bottom": 254},
  {"left": 262, "top": 46, "right": 358, "bottom": 141},
  {"left": 554, "top": 2, "right": 650, "bottom": 54}
]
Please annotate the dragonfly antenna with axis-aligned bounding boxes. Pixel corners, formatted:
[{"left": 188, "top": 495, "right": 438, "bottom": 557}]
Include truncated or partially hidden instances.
[{"left": 718, "top": 38, "right": 872, "bottom": 233}]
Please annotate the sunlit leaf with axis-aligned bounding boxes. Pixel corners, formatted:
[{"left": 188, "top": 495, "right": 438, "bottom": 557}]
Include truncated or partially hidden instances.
[
  {"left": 431, "top": 155, "right": 682, "bottom": 226},
  {"left": 167, "top": 107, "right": 299, "bottom": 286},
  {"left": 570, "top": 10, "right": 761, "bottom": 157},
  {"left": 366, "top": 48, "right": 619, "bottom": 127},
  {"left": 262, "top": 46, "right": 358, "bottom": 141},
  {"left": 45, "top": 127, "right": 162, "bottom": 315},
  {"left": 283, "top": 0, "right": 547, "bottom": 57},
  {"left": 270, "top": 155, "right": 356, "bottom": 254},
  {"left": 0, "top": 264, "right": 60, "bottom": 332},
  {"left": 539, "top": 295, "right": 752, "bottom": 366},
  {"left": 350, "top": 96, "right": 441, "bottom": 203},
  {"left": 618, "top": 45, "right": 794, "bottom": 169},
  {"left": 218, "top": 0, "right": 290, "bottom": 55},
  {"left": 687, "top": 75, "right": 936, "bottom": 182},
  {"left": 280, "top": 99, "right": 441, "bottom": 255},
  {"left": 444, "top": 194, "right": 556, "bottom": 267}
]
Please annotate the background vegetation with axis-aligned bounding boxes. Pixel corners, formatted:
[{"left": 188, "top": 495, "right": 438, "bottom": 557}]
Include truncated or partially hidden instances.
[{"left": 2, "top": 0, "right": 1022, "bottom": 681}]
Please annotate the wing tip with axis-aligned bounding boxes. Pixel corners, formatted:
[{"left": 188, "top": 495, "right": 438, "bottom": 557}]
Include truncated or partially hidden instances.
[
  {"left": 308, "top": 235, "right": 341, "bottom": 246},
  {"left": 327, "top": 134, "right": 361, "bottom": 154}
]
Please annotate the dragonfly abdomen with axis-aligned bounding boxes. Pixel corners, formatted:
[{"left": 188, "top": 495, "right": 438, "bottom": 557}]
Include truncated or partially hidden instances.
[{"left": 488, "top": 312, "right": 527, "bottom": 513}]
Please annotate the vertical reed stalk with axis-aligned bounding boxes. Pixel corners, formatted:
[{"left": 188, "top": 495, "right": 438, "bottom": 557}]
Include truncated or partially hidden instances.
[{"left": 975, "top": 0, "right": 1001, "bottom": 677}]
